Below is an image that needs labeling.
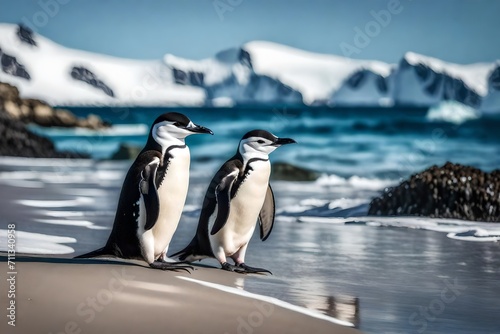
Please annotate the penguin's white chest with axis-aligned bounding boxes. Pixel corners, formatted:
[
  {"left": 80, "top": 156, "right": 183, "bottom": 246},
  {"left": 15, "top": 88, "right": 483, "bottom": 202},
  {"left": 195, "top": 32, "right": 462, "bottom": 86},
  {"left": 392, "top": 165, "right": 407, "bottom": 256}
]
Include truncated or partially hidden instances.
[
  {"left": 212, "top": 160, "right": 270, "bottom": 255},
  {"left": 152, "top": 147, "right": 190, "bottom": 257}
]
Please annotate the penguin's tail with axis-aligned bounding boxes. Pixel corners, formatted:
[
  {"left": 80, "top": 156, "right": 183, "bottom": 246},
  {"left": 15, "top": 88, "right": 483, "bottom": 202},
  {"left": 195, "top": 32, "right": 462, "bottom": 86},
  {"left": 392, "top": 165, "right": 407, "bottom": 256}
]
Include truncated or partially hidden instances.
[
  {"left": 171, "top": 239, "right": 202, "bottom": 262},
  {"left": 74, "top": 247, "right": 112, "bottom": 259}
]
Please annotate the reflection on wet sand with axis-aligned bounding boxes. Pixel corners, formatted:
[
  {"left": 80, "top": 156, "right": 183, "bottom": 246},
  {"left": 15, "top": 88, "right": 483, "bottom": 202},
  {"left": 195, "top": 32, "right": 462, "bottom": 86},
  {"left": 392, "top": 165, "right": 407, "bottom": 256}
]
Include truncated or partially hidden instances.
[{"left": 303, "top": 294, "right": 360, "bottom": 328}]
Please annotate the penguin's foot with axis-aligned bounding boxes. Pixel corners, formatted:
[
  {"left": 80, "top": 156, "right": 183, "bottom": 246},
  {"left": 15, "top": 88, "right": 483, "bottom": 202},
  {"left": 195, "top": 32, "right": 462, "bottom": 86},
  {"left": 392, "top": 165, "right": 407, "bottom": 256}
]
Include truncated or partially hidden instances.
[
  {"left": 221, "top": 262, "right": 246, "bottom": 273},
  {"left": 149, "top": 261, "right": 193, "bottom": 273},
  {"left": 237, "top": 263, "right": 272, "bottom": 275}
]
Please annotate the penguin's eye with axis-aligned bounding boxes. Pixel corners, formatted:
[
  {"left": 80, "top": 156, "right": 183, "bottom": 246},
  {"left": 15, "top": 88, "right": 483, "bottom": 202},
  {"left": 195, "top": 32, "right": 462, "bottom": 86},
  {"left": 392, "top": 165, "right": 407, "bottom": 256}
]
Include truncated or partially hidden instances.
[
  {"left": 257, "top": 140, "right": 265, "bottom": 144},
  {"left": 172, "top": 122, "right": 180, "bottom": 127}
]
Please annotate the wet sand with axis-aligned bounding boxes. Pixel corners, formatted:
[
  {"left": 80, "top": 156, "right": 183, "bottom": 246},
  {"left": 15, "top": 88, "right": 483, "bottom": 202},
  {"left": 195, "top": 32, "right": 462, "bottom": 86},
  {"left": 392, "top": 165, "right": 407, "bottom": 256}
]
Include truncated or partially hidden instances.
[{"left": 0, "top": 256, "right": 362, "bottom": 334}]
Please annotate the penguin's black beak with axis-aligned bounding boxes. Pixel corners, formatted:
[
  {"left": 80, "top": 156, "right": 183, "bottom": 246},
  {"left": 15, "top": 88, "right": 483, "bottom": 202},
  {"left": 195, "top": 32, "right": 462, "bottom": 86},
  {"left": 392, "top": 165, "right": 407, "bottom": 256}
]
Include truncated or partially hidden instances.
[
  {"left": 186, "top": 124, "right": 214, "bottom": 135},
  {"left": 273, "top": 137, "right": 297, "bottom": 146}
]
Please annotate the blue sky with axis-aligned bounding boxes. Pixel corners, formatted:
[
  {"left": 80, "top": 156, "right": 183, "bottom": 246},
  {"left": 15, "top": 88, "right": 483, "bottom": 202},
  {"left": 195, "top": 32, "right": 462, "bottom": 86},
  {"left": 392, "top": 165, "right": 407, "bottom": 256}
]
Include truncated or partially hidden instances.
[{"left": 1, "top": 0, "right": 499, "bottom": 64}]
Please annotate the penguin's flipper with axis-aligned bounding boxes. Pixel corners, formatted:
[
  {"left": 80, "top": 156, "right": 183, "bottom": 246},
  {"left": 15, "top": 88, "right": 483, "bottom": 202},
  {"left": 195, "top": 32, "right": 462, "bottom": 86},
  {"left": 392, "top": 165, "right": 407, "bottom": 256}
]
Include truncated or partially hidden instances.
[
  {"left": 211, "top": 170, "right": 238, "bottom": 235},
  {"left": 259, "top": 184, "right": 275, "bottom": 241},
  {"left": 140, "top": 161, "right": 160, "bottom": 231}
]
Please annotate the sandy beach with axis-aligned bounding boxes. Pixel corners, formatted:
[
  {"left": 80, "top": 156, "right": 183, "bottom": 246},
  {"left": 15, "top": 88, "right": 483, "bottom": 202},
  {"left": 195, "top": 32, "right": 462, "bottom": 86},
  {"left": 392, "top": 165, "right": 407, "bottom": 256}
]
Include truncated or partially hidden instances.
[{"left": 0, "top": 255, "right": 361, "bottom": 334}]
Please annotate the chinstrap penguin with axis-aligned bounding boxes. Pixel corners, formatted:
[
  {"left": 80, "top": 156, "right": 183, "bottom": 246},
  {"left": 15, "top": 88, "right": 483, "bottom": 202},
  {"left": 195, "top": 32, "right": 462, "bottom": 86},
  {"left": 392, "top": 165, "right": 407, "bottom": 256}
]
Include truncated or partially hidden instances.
[
  {"left": 172, "top": 129, "right": 296, "bottom": 274},
  {"left": 75, "top": 112, "right": 213, "bottom": 271}
]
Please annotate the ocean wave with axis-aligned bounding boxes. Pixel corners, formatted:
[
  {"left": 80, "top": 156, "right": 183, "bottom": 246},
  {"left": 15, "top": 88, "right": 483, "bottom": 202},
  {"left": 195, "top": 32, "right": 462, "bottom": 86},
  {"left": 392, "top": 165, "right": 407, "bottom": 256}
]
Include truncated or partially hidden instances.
[
  {"left": 279, "top": 198, "right": 367, "bottom": 215},
  {"left": 293, "top": 216, "right": 500, "bottom": 243},
  {"left": 34, "top": 218, "right": 108, "bottom": 230},
  {"left": 0, "top": 156, "right": 93, "bottom": 169},
  {"left": 16, "top": 197, "right": 94, "bottom": 208},
  {"left": 447, "top": 229, "right": 500, "bottom": 242},
  {"left": 315, "top": 174, "right": 395, "bottom": 190},
  {"left": 0, "top": 230, "right": 76, "bottom": 254}
]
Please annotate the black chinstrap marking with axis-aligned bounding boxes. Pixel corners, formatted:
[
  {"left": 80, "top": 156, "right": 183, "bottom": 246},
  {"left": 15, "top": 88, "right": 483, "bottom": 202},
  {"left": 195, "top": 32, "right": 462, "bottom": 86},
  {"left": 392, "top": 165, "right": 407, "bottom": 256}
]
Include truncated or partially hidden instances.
[{"left": 231, "top": 157, "right": 269, "bottom": 198}]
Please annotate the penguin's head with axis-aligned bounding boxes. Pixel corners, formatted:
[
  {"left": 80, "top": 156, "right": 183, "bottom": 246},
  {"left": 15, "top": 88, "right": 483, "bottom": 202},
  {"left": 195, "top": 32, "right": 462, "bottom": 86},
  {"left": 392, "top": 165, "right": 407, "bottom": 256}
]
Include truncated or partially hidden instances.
[
  {"left": 238, "top": 130, "right": 296, "bottom": 160},
  {"left": 149, "top": 112, "right": 213, "bottom": 150}
]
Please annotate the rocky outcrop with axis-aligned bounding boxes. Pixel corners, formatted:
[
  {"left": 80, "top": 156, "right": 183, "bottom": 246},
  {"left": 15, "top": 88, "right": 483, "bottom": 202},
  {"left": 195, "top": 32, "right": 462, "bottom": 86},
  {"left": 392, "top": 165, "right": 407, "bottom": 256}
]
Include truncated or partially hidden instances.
[
  {"left": 0, "top": 48, "right": 31, "bottom": 80},
  {"left": 173, "top": 68, "right": 204, "bottom": 87},
  {"left": 271, "top": 162, "right": 320, "bottom": 181},
  {"left": 0, "top": 112, "right": 87, "bottom": 158},
  {"left": 17, "top": 24, "right": 37, "bottom": 46},
  {"left": 368, "top": 162, "right": 500, "bottom": 222},
  {"left": 0, "top": 82, "right": 109, "bottom": 129},
  {"left": 0, "top": 81, "right": 103, "bottom": 158},
  {"left": 70, "top": 66, "right": 115, "bottom": 97}
]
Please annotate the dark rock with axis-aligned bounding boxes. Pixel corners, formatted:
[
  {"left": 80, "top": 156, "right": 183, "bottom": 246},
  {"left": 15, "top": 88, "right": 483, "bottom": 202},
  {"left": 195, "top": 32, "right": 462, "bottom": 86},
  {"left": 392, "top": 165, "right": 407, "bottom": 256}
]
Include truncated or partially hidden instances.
[
  {"left": 238, "top": 48, "right": 252, "bottom": 68},
  {"left": 488, "top": 65, "right": 500, "bottom": 91},
  {"left": 173, "top": 68, "right": 204, "bottom": 86},
  {"left": 173, "top": 68, "right": 188, "bottom": 85},
  {"left": 0, "top": 81, "right": 109, "bottom": 158},
  {"left": 0, "top": 82, "right": 109, "bottom": 130},
  {"left": 415, "top": 63, "right": 430, "bottom": 80},
  {"left": 70, "top": 66, "right": 115, "bottom": 97},
  {"left": 0, "top": 112, "right": 87, "bottom": 158},
  {"left": 0, "top": 48, "right": 31, "bottom": 80},
  {"left": 345, "top": 69, "right": 388, "bottom": 94},
  {"left": 368, "top": 162, "right": 500, "bottom": 222},
  {"left": 110, "top": 143, "right": 141, "bottom": 160},
  {"left": 271, "top": 162, "right": 320, "bottom": 181},
  {"left": 425, "top": 71, "right": 443, "bottom": 95},
  {"left": 17, "top": 24, "right": 37, "bottom": 46},
  {"left": 376, "top": 75, "right": 388, "bottom": 94},
  {"left": 189, "top": 71, "right": 204, "bottom": 86},
  {"left": 346, "top": 71, "right": 365, "bottom": 89}
]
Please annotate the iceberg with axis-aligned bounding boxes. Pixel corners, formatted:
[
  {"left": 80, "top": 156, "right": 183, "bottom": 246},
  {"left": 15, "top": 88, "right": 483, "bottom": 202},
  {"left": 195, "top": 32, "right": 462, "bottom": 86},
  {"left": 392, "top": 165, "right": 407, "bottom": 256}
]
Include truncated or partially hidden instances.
[{"left": 426, "top": 100, "right": 480, "bottom": 124}]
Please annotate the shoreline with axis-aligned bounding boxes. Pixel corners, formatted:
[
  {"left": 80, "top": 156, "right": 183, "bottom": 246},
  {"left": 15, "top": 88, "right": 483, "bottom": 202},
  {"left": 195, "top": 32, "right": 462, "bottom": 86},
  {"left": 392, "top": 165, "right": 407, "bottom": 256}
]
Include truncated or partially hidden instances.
[{"left": 0, "top": 255, "right": 362, "bottom": 334}]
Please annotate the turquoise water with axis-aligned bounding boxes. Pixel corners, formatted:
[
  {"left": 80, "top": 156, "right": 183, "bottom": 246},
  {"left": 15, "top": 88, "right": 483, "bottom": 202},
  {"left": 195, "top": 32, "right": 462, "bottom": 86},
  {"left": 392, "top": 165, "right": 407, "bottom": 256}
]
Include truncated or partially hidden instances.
[{"left": 32, "top": 106, "right": 500, "bottom": 180}]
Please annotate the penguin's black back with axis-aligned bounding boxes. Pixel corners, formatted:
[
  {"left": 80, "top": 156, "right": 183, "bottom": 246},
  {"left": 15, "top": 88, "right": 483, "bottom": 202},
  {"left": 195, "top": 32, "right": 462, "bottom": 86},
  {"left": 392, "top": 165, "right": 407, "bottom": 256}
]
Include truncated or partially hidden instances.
[
  {"left": 104, "top": 150, "right": 165, "bottom": 259},
  {"left": 172, "top": 154, "right": 244, "bottom": 259}
]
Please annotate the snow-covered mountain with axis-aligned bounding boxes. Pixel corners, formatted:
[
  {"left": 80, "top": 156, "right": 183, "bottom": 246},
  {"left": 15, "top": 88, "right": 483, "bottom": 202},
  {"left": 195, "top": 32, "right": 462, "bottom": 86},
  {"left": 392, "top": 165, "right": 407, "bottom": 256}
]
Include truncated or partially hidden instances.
[
  {"left": 0, "top": 23, "right": 498, "bottom": 111},
  {"left": 392, "top": 52, "right": 494, "bottom": 108}
]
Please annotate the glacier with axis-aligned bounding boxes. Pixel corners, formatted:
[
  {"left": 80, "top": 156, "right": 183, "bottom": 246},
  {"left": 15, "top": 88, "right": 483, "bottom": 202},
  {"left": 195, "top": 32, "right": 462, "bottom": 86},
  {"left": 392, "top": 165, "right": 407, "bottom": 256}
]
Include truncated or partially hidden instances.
[{"left": 0, "top": 23, "right": 498, "bottom": 111}]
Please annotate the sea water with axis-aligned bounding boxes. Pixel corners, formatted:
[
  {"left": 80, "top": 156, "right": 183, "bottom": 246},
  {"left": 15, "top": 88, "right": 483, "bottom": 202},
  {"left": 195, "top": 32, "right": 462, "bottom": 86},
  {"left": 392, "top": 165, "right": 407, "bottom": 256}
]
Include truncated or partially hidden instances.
[{"left": 2, "top": 105, "right": 500, "bottom": 333}]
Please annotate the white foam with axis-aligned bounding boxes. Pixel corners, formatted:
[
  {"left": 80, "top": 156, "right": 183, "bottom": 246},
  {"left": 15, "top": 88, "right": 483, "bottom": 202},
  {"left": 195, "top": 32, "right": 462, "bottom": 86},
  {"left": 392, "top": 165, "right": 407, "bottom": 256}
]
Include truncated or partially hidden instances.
[
  {"left": 316, "top": 174, "right": 394, "bottom": 190},
  {"left": 328, "top": 198, "right": 367, "bottom": 210},
  {"left": 278, "top": 198, "right": 330, "bottom": 214},
  {"left": 34, "top": 218, "right": 107, "bottom": 230},
  {"left": 0, "top": 229, "right": 76, "bottom": 254},
  {"left": 297, "top": 216, "right": 500, "bottom": 242},
  {"left": 0, "top": 156, "right": 93, "bottom": 168},
  {"left": 447, "top": 229, "right": 500, "bottom": 242},
  {"left": 39, "top": 210, "right": 85, "bottom": 218},
  {"left": 177, "top": 276, "right": 354, "bottom": 327},
  {"left": 16, "top": 197, "right": 94, "bottom": 208}
]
